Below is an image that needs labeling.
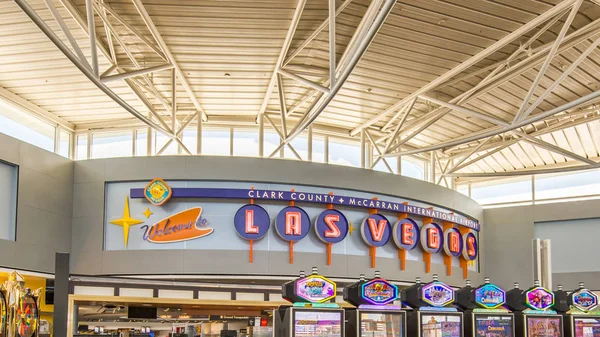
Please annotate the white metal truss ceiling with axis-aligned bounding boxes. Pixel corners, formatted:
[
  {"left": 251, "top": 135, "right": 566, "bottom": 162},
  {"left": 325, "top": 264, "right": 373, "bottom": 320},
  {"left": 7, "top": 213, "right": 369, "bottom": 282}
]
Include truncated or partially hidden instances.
[{"left": 1, "top": 0, "right": 599, "bottom": 182}]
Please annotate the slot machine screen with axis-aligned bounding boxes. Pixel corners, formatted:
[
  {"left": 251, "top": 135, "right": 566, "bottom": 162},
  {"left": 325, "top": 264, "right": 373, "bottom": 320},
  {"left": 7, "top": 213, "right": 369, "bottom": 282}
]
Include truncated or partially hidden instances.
[
  {"left": 573, "top": 317, "right": 600, "bottom": 337},
  {"left": 421, "top": 314, "right": 462, "bottom": 337},
  {"left": 360, "top": 312, "right": 403, "bottom": 337},
  {"left": 474, "top": 314, "right": 513, "bottom": 337},
  {"left": 293, "top": 310, "right": 342, "bottom": 337},
  {"left": 526, "top": 316, "right": 562, "bottom": 337}
]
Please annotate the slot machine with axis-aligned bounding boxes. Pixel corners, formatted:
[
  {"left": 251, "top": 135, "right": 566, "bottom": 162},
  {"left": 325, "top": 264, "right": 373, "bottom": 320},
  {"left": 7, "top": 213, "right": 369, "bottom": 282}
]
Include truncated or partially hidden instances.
[
  {"left": 344, "top": 271, "right": 405, "bottom": 337},
  {"left": 455, "top": 277, "right": 514, "bottom": 337},
  {"left": 506, "top": 280, "right": 563, "bottom": 337},
  {"left": 276, "top": 267, "right": 344, "bottom": 337},
  {"left": 562, "top": 282, "right": 600, "bottom": 337},
  {"left": 403, "top": 274, "right": 463, "bottom": 337}
]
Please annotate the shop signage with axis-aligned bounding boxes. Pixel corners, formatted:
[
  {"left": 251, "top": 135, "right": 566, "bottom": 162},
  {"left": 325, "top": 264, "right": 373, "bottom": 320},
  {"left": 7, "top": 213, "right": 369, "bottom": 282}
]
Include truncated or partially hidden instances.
[
  {"left": 295, "top": 275, "right": 336, "bottom": 303},
  {"left": 140, "top": 207, "right": 213, "bottom": 243},
  {"left": 525, "top": 287, "right": 554, "bottom": 310},
  {"left": 361, "top": 279, "right": 398, "bottom": 305},
  {"left": 475, "top": 284, "right": 506, "bottom": 309},
  {"left": 131, "top": 186, "right": 480, "bottom": 230},
  {"left": 422, "top": 282, "right": 455, "bottom": 307},
  {"left": 571, "top": 290, "right": 598, "bottom": 312}
]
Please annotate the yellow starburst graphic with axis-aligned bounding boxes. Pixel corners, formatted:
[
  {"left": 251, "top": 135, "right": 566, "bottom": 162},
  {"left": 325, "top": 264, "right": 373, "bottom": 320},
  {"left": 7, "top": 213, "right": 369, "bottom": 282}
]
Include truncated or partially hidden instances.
[{"left": 110, "top": 197, "right": 144, "bottom": 248}]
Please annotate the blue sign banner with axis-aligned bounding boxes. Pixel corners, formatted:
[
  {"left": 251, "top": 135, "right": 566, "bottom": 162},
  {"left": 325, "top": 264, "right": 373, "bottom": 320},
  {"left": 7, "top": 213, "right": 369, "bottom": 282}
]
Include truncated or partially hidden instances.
[{"left": 130, "top": 187, "right": 480, "bottom": 231}]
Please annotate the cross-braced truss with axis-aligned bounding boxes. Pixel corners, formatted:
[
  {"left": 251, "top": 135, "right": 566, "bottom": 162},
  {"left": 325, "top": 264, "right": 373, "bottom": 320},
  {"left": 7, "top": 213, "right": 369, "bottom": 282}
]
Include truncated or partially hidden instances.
[{"left": 3, "top": 0, "right": 600, "bottom": 185}]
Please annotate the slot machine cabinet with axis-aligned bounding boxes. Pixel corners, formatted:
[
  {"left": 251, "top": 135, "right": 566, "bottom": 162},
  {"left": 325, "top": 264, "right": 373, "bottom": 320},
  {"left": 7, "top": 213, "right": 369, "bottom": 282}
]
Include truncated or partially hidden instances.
[
  {"left": 562, "top": 282, "right": 600, "bottom": 337},
  {"left": 277, "top": 267, "right": 344, "bottom": 337},
  {"left": 507, "top": 280, "right": 563, "bottom": 337},
  {"left": 403, "top": 274, "right": 463, "bottom": 337},
  {"left": 456, "top": 277, "right": 514, "bottom": 337},
  {"left": 344, "top": 271, "right": 405, "bottom": 337}
]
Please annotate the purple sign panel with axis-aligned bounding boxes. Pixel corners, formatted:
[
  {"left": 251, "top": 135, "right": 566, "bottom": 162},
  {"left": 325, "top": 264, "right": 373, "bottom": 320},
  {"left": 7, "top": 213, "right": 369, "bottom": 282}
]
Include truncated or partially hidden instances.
[
  {"left": 234, "top": 204, "right": 270, "bottom": 240},
  {"left": 314, "top": 209, "right": 349, "bottom": 244},
  {"left": 275, "top": 206, "right": 310, "bottom": 242},
  {"left": 361, "top": 214, "right": 391, "bottom": 247}
]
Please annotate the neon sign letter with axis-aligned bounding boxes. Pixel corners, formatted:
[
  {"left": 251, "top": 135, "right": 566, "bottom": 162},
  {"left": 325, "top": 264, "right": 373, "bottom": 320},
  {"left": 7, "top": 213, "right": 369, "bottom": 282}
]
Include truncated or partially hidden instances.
[
  {"left": 245, "top": 209, "right": 259, "bottom": 234},
  {"left": 427, "top": 228, "right": 439, "bottom": 249},
  {"left": 467, "top": 236, "right": 476, "bottom": 256},
  {"left": 323, "top": 214, "right": 341, "bottom": 238},
  {"left": 368, "top": 218, "right": 387, "bottom": 242},
  {"left": 449, "top": 231, "right": 460, "bottom": 253},
  {"left": 402, "top": 222, "right": 414, "bottom": 245},
  {"left": 285, "top": 212, "right": 302, "bottom": 235}
]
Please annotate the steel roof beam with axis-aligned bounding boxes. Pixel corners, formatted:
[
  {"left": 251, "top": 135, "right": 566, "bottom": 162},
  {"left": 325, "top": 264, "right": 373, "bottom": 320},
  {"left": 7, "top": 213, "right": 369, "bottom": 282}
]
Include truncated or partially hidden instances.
[
  {"left": 519, "top": 35, "right": 600, "bottom": 122},
  {"left": 131, "top": 0, "right": 208, "bottom": 122},
  {"left": 267, "top": 0, "right": 396, "bottom": 158},
  {"left": 513, "top": 0, "right": 583, "bottom": 123},
  {"left": 420, "top": 96, "right": 597, "bottom": 166},
  {"left": 94, "top": 0, "right": 167, "bottom": 60},
  {"left": 257, "top": 0, "right": 308, "bottom": 117},
  {"left": 446, "top": 162, "right": 600, "bottom": 178},
  {"left": 101, "top": 63, "right": 174, "bottom": 83},
  {"left": 349, "top": 0, "right": 578, "bottom": 136},
  {"left": 389, "top": 92, "right": 600, "bottom": 157},
  {"left": 11, "top": 0, "right": 188, "bottom": 147}
]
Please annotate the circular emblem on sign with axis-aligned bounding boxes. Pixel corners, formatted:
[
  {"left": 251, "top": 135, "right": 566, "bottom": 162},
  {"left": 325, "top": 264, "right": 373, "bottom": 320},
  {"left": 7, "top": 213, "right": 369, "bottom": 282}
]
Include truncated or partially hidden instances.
[
  {"left": 525, "top": 286, "right": 554, "bottom": 310},
  {"left": 361, "top": 214, "right": 391, "bottom": 247},
  {"left": 314, "top": 209, "right": 349, "bottom": 244},
  {"left": 361, "top": 278, "right": 399, "bottom": 305},
  {"left": 275, "top": 206, "right": 310, "bottom": 242},
  {"left": 571, "top": 289, "right": 598, "bottom": 312},
  {"left": 420, "top": 223, "right": 443, "bottom": 254},
  {"left": 443, "top": 227, "right": 464, "bottom": 258},
  {"left": 144, "top": 178, "right": 172, "bottom": 206},
  {"left": 422, "top": 282, "right": 455, "bottom": 307},
  {"left": 475, "top": 283, "right": 506, "bottom": 309},
  {"left": 392, "top": 218, "right": 420, "bottom": 250},
  {"left": 295, "top": 275, "right": 336, "bottom": 303},
  {"left": 462, "top": 232, "right": 479, "bottom": 261},
  {"left": 234, "top": 204, "right": 270, "bottom": 241}
]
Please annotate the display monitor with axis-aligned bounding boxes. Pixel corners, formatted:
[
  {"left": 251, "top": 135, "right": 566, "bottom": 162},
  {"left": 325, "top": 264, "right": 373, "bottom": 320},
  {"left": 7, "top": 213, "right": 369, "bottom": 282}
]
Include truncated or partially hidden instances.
[
  {"left": 421, "top": 314, "right": 462, "bottom": 337},
  {"left": 293, "top": 310, "right": 342, "bottom": 337},
  {"left": 360, "top": 312, "right": 403, "bottom": 337},
  {"left": 573, "top": 317, "right": 600, "bottom": 337},
  {"left": 525, "top": 316, "right": 562, "bottom": 337},
  {"left": 474, "top": 314, "right": 513, "bottom": 337}
]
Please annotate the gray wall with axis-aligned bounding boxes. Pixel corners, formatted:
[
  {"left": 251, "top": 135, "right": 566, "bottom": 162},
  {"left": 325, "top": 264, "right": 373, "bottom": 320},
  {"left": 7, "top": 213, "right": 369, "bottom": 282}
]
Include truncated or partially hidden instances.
[
  {"left": 0, "top": 133, "right": 73, "bottom": 273},
  {"left": 483, "top": 199, "right": 600, "bottom": 290},
  {"left": 72, "top": 155, "right": 485, "bottom": 286}
]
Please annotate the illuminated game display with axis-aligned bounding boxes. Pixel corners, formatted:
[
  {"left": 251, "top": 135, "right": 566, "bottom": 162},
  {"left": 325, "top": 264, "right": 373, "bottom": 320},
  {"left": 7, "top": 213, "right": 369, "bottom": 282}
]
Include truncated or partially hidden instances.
[
  {"left": 362, "top": 279, "right": 399, "bottom": 306},
  {"left": 294, "top": 311, "right": 342, "bottom": 337},
  {"left": 403, "top": 275, "right": 463, "bottom": 337},
  {"left": 474, "top": 315, "right": 513, "bottom": 337},
  {"left": 573, "top": 318, "right": 600, "bottom": 337},
  {"left": 475, "top": 284, "right": 506, "bottom": 310},
  {"left": 422, "top": 282, "right": 455, "bottom": 307},
  {"left": 360, "top": 312, "right": 403, "bottom": 337},
  {"left": 525, "top": 287, "right": 555, "bottom": 311},
  {"left": 295, "top": 275, "right": 336, "bottom": 303},
  {"left": 526, "top": 316, "right": 562, "bottom": 337},
  {"left": 277, "top": 268, "right": 345, "bottom": 337},
  {"left": 421, "top": 314, "right": 462, "bottom": 337},
  {"left": 344, "top": 271, "right": 405, "bottom": 337},
  {"left": 563, "top": 282, "right": 600, "bottom": 337}
]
